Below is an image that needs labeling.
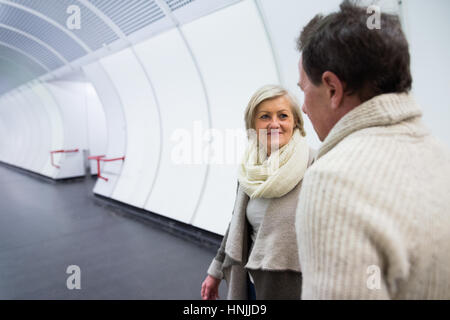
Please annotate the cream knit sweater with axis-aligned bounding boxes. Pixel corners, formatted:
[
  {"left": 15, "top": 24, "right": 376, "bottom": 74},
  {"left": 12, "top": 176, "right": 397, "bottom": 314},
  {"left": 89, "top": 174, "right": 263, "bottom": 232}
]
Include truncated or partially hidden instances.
[{"left": 295, "top": 93, "right": 450, "bottom": 299}]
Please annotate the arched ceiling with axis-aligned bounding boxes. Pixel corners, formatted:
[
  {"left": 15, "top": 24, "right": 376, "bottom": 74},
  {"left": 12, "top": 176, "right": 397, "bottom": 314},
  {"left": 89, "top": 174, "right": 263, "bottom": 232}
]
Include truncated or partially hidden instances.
[{"left": 0, "top": 0, "right": 239, "bottom": 96}]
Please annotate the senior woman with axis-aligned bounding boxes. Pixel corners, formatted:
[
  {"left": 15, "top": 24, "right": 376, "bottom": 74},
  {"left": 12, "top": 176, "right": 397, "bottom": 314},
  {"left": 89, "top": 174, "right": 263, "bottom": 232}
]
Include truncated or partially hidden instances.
[{"left": 200, "top": 84, "right": 315, "bottom": 300}]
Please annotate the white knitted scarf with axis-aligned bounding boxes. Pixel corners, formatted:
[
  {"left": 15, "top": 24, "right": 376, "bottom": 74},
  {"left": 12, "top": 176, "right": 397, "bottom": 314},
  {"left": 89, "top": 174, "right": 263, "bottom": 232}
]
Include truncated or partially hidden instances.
[{"left": 238, "top": 128, "right": 309, "bottom": 199}]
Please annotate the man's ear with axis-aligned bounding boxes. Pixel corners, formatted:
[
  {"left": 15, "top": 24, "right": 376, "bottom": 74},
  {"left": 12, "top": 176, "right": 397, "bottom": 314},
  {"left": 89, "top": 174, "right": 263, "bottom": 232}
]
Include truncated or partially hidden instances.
[{"left": 321, "top": 71, "right": 344, "bottom": 110}]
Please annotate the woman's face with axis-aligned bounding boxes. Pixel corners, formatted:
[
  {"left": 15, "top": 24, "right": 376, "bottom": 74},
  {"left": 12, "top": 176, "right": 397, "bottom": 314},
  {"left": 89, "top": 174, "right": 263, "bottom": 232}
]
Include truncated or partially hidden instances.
[{"left": 254, "top": 95, "right": 296, "bottom": 155}]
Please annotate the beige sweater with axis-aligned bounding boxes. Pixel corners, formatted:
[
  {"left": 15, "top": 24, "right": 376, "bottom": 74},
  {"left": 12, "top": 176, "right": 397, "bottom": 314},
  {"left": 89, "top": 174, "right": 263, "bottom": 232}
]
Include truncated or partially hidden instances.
[{"left": 295, "top": 93, "right": 450, "bottom": 299}]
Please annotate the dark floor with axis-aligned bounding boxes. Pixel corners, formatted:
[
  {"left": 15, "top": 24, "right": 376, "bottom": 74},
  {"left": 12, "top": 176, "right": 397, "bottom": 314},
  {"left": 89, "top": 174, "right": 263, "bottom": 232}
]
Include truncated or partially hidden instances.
[{"left": 0, "top": 164, "right": 227, "bottom": 299}]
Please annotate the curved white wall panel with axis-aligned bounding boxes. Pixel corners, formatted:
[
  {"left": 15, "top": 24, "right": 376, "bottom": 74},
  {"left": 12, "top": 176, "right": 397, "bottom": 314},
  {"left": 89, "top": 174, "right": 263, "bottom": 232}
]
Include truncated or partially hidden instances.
[
  {"left": 85, "top": 82, "right": 108, "bottom": 175},
  {"left": 0, "top": 108, "right": 6, "bottom": 157},
  {"left": 0, "top": 112, "right": 7, "bottom": 161},
  {"left": 11, "top": 93, "right": 26, "bottom": 169},
  {"left": 0, "top": 97, "right": 13, "bottom": 164},
  {"left": 134, "top": 28, "right": 209, "bottom": 223},
  {"left": 18, "top": 87, "right": 38, "bottom": 172},
  {"left": 6, "top": 93, "right": 29, "bottom": 168},
  {"left": 100, "top": 49, "right": 161, "bottom": 208},
  {"left": 0, "top": 95, "right": 18, "bottom": 165},
  {"left": 20, "top": 88, "right": 39, "bottom": 171},
  {"left": 83, "top": 61, "right": 126, "bottom": 196},
  {"left": 30, "top": 81, "right": 64, "bottom": 178},
  {"left": 1, "top": 95, "right": 18, "bottom": 165},
  {"left": 181, "top": 0, "right": 279, "bottom": 234},
  {"left": 45, "top": 81, "right": 87, "bottom": 179},
  {"left": 20, "top": 85, "right": 50, "bottom": 173},
  {"left": 403, "top": 0, "right": 450, "bottom": 147}
]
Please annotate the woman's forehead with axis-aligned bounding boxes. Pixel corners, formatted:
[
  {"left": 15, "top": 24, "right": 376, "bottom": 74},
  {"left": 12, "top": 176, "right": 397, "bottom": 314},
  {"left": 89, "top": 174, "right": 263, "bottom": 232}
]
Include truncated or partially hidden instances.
[{"left": 256, "top": 97, "right": 292, "bottom": 113}]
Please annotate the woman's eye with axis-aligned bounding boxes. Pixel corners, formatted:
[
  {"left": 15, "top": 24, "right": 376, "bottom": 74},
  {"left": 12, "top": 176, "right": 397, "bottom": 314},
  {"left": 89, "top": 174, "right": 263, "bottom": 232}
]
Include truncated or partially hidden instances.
[
  {"left": 260, "top": 115, "right": 269, "bottom": 119},
  {"left": 279, "top": 114, "right": 288, "bottom": 119}
]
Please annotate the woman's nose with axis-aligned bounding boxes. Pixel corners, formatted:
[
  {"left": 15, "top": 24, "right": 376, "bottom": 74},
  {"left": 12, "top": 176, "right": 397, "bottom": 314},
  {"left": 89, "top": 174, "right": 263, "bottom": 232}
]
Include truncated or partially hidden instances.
[{"left": 268, "top": 118, "right": 281, "bottom": 129}]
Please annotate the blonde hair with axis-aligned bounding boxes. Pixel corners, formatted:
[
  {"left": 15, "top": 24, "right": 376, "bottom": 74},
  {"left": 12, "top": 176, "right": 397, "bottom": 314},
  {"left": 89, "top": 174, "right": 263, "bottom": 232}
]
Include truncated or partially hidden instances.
[{"left": 244, "top": 84, "right": 306, "bottom": 136}]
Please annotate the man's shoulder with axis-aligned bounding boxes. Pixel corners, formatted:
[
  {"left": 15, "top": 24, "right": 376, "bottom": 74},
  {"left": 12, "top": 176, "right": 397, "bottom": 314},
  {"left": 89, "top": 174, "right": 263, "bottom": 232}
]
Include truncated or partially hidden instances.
[
  {"left": 310, "top": 133, "right": 376, "bottom": 171},
  {"left": 304, "top": 128, "right": 450, "bottom": 196},
  {"left": 303, "top": 132, "right": 393, "bottom": 192}
]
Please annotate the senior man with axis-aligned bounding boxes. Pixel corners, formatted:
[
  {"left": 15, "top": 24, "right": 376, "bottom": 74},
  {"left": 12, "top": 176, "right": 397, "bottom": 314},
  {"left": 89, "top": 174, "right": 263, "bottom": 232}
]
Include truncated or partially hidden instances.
[{"left": 295, "top": 0, "right": 450, "bottom": 299}]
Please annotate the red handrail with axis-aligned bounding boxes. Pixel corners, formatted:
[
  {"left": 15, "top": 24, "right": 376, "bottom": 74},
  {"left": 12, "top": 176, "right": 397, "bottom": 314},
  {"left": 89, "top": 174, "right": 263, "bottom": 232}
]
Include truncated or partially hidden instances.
[
  {"left": 101, "top": 156, "right": 125, "bottom": 162},
  {"left": 50, "top": 149, "right": 79, "bottom": 168},
  {"left": 88, "top": 155, "right": 125, "bottom": 181},
  {"left": 88, "top": 155, "right": 105, "bottom": 180}
]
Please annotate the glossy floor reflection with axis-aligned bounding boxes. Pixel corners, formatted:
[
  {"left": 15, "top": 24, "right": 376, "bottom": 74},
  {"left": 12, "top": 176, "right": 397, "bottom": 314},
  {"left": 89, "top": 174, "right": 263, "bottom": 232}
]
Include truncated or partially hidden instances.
[{"left": 0, "top": 164, "right": 227, "bottom": 299}]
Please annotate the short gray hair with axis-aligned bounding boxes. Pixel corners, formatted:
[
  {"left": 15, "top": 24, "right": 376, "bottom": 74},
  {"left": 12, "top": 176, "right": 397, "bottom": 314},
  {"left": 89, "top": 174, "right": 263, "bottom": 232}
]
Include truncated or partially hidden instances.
[{"left": 244, "top": 84, "right": 306, "bottom": 136}]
